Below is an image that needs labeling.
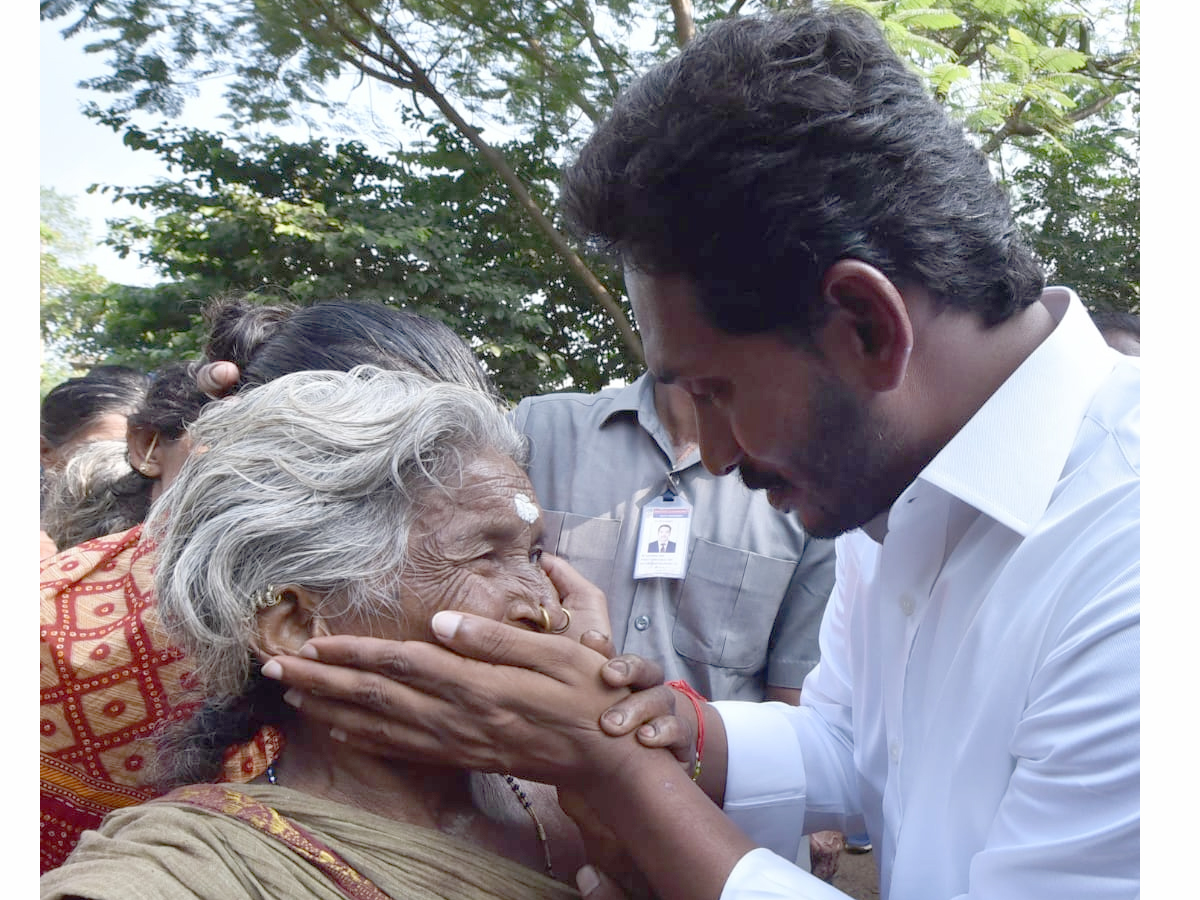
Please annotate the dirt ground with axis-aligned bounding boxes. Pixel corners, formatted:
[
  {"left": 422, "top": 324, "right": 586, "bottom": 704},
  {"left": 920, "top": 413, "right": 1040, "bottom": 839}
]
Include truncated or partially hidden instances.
[{"left": 832, "top": 848, "right": 880, "bottom": 899}]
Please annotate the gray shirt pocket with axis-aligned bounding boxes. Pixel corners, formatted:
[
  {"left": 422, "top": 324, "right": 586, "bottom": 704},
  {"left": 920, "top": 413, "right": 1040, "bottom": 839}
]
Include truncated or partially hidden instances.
[
  {"left": 672, "top": 538, "right": 797, "bottom": 669},
  {"left": 547, "top": 511, "right": 622, "bottom": 601}
]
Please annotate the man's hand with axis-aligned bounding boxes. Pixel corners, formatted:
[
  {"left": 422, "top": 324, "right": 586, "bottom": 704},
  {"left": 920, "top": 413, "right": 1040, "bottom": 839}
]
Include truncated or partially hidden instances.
[
  {"left": 263, "top": 619, "right": 631, "bottom": 785},
  {"left": 594, "top": 660, "right": 698, "bottom": 771},
  {"left": 542, "top": 553, "right": 695, "bottom": 767},
  {"left": 262, "top": 553, "right": 695, "bottom": 787},
  {"left": 262, "top": 606, "right": 690, "bottom": 789},
  {"left": 543, "top": 552, "right": 690, "bottom": 758}
]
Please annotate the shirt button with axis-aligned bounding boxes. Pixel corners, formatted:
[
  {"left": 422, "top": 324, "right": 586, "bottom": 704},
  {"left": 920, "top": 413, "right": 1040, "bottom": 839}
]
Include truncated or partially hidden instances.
[
  {"left": 634, "top": 615, "right": 651, "bottom": 631},
  {"left": 900, "top": 593, "right": 915, "bottom": 616},
  {"left": 889, "top": 742, "right": 901, "bottom": 763}
]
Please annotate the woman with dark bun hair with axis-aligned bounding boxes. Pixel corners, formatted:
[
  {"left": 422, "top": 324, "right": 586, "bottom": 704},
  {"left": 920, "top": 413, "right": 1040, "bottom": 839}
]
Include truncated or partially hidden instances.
[
  {"left": 40, "top": 365, "right": 152, "bottom": 474},
  {"left": 201, "top": 295, "right": 500, "bottom": 401},
  {"left": 40, "top": 366, "right": 154, "bottom": 557},
  {"left": 40, "top": 298, "right": 500, "bottom": 873},
  {"left": 40, "top": 363, "right": 209, "bottom": 553}
]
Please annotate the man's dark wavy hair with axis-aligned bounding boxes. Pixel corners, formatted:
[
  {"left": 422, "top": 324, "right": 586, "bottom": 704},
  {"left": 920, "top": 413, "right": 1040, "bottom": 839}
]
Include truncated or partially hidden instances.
[{"left": 560, "top": 7, "right": 1045, "bottom": 341}]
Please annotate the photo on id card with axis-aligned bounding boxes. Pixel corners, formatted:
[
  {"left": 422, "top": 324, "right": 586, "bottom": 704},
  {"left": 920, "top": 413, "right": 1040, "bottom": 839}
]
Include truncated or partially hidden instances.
[{"left": 633, "top": 493, "right": 692, "bottom": 580}]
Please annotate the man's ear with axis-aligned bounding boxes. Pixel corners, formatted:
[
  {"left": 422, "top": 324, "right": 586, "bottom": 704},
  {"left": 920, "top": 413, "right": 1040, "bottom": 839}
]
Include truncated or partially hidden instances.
[
  {"left": 815, "top": 259, "right": 913, "bottom": 392},
  {"left": 249, "top": 585, "right": 334, "bottom": 662},
  {"left": 127, "top": 425, "right": 161, "bottom": 478}
]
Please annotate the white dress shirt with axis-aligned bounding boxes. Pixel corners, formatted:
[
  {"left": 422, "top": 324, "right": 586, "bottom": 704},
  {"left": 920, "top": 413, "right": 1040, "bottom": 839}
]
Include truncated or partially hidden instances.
[{"left": 713, "top": 288, "right": 1140, "bottom": 900}]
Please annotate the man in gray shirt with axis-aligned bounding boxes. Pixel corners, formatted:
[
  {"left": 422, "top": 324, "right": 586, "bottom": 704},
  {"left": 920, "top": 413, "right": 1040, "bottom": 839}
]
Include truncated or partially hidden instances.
[{"left": 512, "top": 371, "right": 836, "bottom": 705}]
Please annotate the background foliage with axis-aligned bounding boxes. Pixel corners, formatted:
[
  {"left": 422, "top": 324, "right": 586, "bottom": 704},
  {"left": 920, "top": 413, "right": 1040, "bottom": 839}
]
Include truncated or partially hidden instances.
[
  {"left": 40, "top": 189, "right": 111, "bottom": 396},
  {"left": 41, "top": 0, "right": 1139, "bottom": 400}
]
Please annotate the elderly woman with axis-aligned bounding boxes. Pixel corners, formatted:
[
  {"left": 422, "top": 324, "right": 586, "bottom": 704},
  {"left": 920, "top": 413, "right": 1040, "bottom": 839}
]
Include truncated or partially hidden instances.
[
  {"left": 42, "top": 367, "right": 608, "bottom": 900},
  {"left": 39, "top": 438, "right": 138, "bottom": 551},
  {"left": 40, "top": 299, "right": 505, "bottom": 873}
]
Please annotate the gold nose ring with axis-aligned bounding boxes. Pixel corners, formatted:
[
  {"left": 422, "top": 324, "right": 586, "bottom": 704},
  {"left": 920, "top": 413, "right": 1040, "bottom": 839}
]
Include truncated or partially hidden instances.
[{"left": 549, "top": 608, "right": 571, "bottom": 634}]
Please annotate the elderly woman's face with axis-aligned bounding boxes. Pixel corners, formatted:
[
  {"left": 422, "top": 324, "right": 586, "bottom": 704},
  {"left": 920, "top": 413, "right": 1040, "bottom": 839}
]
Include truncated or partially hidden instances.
[{"left": 394, "top": 452, "right": 560, "bottom": 640}]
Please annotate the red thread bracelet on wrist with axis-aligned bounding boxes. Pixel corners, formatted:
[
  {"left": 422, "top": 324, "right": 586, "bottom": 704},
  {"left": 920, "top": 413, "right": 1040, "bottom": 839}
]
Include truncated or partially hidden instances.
[{"left": 667, "top": 680, "right": 707, "bottom": 782}]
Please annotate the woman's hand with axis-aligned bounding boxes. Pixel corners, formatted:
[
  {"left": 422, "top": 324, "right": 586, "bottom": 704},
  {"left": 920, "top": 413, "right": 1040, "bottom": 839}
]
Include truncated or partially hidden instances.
[
  {"left": 542, "top": 552, "right": 698, "bottom": 769},
  {"left": 576, "top": 865, "right": 636, "bottom": 900},
  {"left": 195, "top": 360, "right": 240, "bottom": 398},
  {"left": 263, "top": 609, "right": 741, "bottom": 899},
  {"left": 560, "top": 789, "right": 654, "bottom": 900}
]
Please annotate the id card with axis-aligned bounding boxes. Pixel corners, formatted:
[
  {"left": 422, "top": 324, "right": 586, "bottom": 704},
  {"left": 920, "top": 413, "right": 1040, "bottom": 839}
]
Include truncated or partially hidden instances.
[{"left": 633, "top": 491, "right": 692, "bottom": 580}]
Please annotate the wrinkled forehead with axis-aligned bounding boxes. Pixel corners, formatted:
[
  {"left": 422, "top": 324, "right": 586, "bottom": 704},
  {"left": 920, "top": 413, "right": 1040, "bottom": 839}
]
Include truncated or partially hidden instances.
[{"left": 415, "top": 453, "right": 541, "bottom": 532}]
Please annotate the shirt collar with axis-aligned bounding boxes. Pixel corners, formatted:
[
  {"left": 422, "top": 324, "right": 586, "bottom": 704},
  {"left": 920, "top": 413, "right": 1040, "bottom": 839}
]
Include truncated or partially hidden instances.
[
  {"left": 905, "top": 287, "right": 1118, "bottom": 537},
  {"left": 599, "top": 373, "right": 651, "bottom": 423},
  {"left": 600, "top": 373, "right": 700, "bottom": 468}
]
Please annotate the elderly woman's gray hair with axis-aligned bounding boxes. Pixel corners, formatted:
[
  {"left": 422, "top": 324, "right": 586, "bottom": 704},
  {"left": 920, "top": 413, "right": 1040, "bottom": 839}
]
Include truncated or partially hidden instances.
[
  {"left": 147, "top": 366, "right": 527, "bottom": 707},
  {"left": 41, "top": 439, "right": 141, "bottom": 550}
]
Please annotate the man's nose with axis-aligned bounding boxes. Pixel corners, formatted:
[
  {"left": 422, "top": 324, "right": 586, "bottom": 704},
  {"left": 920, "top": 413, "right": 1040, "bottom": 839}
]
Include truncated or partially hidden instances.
[{"left": 695, "top": 402, "right": 743, "bottom": 476}]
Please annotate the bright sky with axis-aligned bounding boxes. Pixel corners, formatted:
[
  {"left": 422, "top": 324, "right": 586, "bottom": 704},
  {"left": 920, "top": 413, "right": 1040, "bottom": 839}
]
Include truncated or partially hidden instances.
[
  {"left": 41, "top": 16, "right": 179, "bottom": 285},
  {"left": 39, "top": 14, "right": 421, "bottom": 286}
]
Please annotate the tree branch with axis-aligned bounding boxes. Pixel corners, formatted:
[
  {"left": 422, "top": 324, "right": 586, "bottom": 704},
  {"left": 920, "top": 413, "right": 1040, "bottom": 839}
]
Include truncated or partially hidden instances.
[
  {"left": 950, "top": 24, "right": 982, "bottom": 58},
  {"left": 980, "top": 97, "right": 1031, "bottom": 155},
  {"left": 1066, "top": 90, "right": 1118, "bottom": 124},
  {"left": 324, "top": 19, "right": 420, "bottom": 89},
  {"left": 669, "top": 0, "right": 696, "bottom": 47},
  {"left": 319, "top": 0, "right": 643, "bottom": 363},
  {"left": 980, "top": 81, "right": 1130, "bottom": 154},
  {"left": 558, "top": 0, "right": 625, "bottom": 97},
  {"left": 432, "top": 0, "right": 604, "bottom": 123}
]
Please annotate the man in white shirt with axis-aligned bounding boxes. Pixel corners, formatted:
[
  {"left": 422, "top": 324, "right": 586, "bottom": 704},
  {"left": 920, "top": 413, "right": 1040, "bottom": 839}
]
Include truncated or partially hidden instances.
[{"left": 264, "top": 8, "right": 1139, "bottom": 900}]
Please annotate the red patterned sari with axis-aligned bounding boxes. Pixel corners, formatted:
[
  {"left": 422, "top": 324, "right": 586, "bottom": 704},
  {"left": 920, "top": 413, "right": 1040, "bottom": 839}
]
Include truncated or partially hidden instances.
[{"left": 40, "top": 525, "right": 282, "bottom": 872}]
